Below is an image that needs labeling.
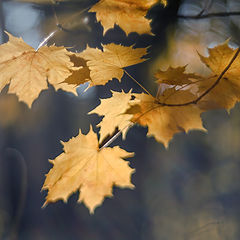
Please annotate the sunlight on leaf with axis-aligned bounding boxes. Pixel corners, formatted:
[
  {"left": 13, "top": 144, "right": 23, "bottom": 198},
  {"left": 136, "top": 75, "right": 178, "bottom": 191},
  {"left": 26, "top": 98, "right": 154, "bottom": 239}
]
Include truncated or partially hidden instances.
[
  {"left": 42, "top": 127, "right": 135, "bottom": 213},
  {"left": 0, "top": 33, "right": 80, "bottom": 107}
]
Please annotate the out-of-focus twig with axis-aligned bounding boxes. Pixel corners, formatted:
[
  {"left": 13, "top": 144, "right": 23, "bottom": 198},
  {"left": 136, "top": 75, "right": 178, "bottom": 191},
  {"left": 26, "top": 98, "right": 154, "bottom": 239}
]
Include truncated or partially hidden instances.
[{"left": 178, "top": 11, "right": 240, "bottom": 19}]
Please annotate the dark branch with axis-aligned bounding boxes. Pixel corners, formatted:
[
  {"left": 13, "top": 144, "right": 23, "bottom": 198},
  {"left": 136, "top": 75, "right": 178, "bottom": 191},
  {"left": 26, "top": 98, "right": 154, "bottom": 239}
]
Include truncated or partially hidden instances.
[
  {"left": 177, "top": 11, "right": 240, "bottom": 19},
  {"left": 157, "top": 48, "right": 240, "bottom": 107}
]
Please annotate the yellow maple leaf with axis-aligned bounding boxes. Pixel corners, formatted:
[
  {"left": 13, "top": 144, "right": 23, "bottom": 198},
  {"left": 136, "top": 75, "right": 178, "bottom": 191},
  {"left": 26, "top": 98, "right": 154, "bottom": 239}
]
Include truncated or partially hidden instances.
[
  {"left": 198, "top": 42, "right": 240, "bottom": 110},
  {"left": 89, "top": 0, "right": 166, "bottom": 35},
  {"left": 79, "top": 44, "right": 147, "bottom": 87},
  {"left": 199, "top": 42, "right": 238, "bottom": 76},
  {"left": 89, "top": 90, "right": 135, "bottom": 143},
  {"left": 128, "top": 89, "right": 205, "bottom": 147},
  {"left": 155, "top": 66, "right": 202, "bottom": 86},
  {"left": 0, "top": 33, "right": 81, "bottom": 107},
  {"left": 197, "top": 76, "right": 240, "bottom": 111},
  {"left": 42, "top": 127, "right": 135, "bottom": 213}
]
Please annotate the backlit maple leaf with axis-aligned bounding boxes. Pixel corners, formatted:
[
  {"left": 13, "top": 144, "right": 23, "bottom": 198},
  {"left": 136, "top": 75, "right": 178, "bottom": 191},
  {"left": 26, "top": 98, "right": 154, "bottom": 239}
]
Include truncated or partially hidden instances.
[
  {"left": 89, "top": 0, "right": 166, "bottom": 35},
  {"left": 42, "top": 127, "right": 135, "bottom": 213},
  {"left": 79, "top": 44, "right": 147, "bottom": 87},
  {"left": 155, "top": 66, "right": 202, "bottom": 86},
  {"left": 0, "top": 33, "right": 80, "bottom": 107},
  {"left": 198, "top": 42, "right": 240, "bottom": 110},
  {"left": 89, "top": 90, "right": 136, "bottom": 143},
  {"left": 197, "top": 76, "right": 240, "bottom": 111},
  {"left": 128, "top": 89, "right": 205, "bottom": 147}
]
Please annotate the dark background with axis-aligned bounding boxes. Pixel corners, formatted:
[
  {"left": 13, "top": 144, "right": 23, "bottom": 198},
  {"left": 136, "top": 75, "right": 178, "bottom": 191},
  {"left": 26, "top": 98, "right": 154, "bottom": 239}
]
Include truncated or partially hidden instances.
[{"left": 1, "top": 0, "right": 240, "bottom": 239}]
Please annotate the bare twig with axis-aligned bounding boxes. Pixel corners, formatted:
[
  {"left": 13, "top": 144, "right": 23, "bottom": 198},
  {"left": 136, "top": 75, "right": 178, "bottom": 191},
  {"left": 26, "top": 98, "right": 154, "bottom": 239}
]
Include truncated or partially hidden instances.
[
  {"left": 124, "top": 47, "right": 240, "bottom": 107},
  {"left": 156, "top": 48, "right": 240, "bottom": 107},
  {"left": 99, "top": 47, "right": 240, "bottom": 149},
  {"left": 178, "top": 11, "right": 240, "bottom": 19},
  {"left": 198, "top": 0, "right": 213, "bottom": 16}
]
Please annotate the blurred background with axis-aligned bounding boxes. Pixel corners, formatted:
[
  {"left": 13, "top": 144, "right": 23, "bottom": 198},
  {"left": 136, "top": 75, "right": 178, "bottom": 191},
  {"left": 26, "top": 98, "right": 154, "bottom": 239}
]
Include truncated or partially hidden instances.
[{"left": 1, "top": 0, "right": 240, "bottom": 239}]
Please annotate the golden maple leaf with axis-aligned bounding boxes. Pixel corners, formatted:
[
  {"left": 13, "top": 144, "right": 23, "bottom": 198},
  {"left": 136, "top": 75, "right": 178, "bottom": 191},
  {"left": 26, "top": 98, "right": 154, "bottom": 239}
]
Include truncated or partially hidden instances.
[
  {"left": 89, "top": 0, "right": 166, "bottom": 35},
  {"left": 198, "top": 42, "right": 240, "bottom": 110},
  {"left": 42, "top": 127, "right": 135, "bottom": 213},
  {"left": 197, "top": 76, "right": 240, "bottom": 111},
  {"left": 128, "top": 89, "right": 205, "bottom": 147},
  {"left": 89, "top": 90, "right": 135, "bottom": 143},
  {"left": 155, "top": 66, "right": 202, "bottom": 86},
  {"left": 0, "top": 33, "right": 80, "bottom": 107},
  {"left": 79, "top": 44, "right": 147, "bottom": 87}
]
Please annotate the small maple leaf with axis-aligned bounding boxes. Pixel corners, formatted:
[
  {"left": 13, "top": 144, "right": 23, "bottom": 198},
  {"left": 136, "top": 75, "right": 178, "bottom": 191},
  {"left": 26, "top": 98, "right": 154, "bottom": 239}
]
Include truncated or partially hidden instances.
[
  {"left": 89, "top": 90, "right": 136, "bottom": 143},
  {"left": 89, "top": 0, "right": 166, "bottom": 35},
  {"left": 0, "top": 33, "right": 81, "bottom": 107},
  {"left": 155, "top": 66, "right": 202, "bottom": 86},
  {"left": 79, "top": 44, "right": 147, "bottom": 87},
  {"left": 198, "top": 42, "right": 240, "bottom": 110},
  {"left": 42, "top": 127, "right": 135, "bottom": 213},
  {"left": 128, "top": 89, "right": 205, "bottom": 147}
]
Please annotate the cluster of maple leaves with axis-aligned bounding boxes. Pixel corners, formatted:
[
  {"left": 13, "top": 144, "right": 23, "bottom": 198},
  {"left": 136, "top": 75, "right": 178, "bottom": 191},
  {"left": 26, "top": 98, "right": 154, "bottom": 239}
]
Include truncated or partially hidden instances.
[{"left": 1, "top": 0, "right": 240, "bottom": 213}]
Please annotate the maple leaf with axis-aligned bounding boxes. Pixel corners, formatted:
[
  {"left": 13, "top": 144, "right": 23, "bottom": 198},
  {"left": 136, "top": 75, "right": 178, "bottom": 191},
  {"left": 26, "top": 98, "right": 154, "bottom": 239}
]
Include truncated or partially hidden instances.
[
  {"left": 127, "top": 89, "right": 205, "bottom": 147},
  {"left": 155, "top": 66, "right": 202, "bottom": 86},
  {"left": 198, "top": 42, "right": 240, "bottom": 110},
  {"left": 0, "top": 33, "right": 80, "bottom": 107},
  {"left": 197, "top": 76, "right": 240, "bottom": 111},
  {"left": 89, "top": 90, "right": 135, "bottom": 143},
  {"left": 79, "top": 44, "right": 147, "bottom": 87},
  {"left": 42, "top": 127, "right": 135, "bottom": 213},
  {"left": 89, "top": 0, "right": 167, "bottom": 35}
]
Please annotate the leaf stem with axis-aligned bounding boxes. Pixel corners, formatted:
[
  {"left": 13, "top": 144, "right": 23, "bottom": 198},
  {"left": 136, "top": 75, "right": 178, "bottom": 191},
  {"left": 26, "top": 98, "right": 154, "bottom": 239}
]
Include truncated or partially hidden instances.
[
  {"left": 124, "top": 70, "right": 153, "bottom": 97},
  {"left": 99, "top": 123, "right": 133, "bottom": 150},
  {"left": 36, "top": 30, "right": 58, "bottom": 51}
]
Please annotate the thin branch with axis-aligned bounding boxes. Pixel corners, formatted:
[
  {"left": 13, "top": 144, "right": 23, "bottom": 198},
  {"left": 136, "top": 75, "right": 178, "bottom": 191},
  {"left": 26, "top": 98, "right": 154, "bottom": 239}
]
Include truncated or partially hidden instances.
[
  {"left": 51, "top": 2, "right": 60, "bottom": 26},
  {"left": 198, "top": 0, "right": 213, "bottom": 16},
  {"left": 178, "top": 11, "right": 240, "bottom": 19},
  {"left": 155, "top": 48, "right": 240, "bottom": 107},
  {"left": 99, "top": 48, "right": 240, "bottom": 149},
  {"left": 56, "top": 6, "right": 90, "bottom": 32},
  {"left": 124, "top": 70, "right": 153, "bottom": 97},
  {"left": 36, "top": 3, "right": 91, "bottom": 49}
]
